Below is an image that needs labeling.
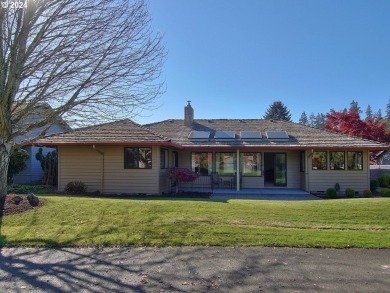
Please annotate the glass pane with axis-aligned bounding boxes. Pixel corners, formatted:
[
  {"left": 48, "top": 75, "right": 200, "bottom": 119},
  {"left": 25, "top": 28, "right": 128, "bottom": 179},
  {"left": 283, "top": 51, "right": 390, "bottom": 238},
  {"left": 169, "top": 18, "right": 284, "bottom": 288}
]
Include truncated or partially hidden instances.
[
  {"left": 347, "top": 151, "right": 363, "bottom": 170},
  {"left": 241, "top": 153, "right": 262, "bottom": 176},
  {"left": 330, "top": 151, "right": 345, "bottom": 170},
  {"left": 124, "top": 148, "right": 138, "bottom": 169},
  {"left": 139, "top": 148, "right": 152, "bottom": 169},
  {"left": 216, "top": 153, "right": 236, "bottom": 175},
  {"left": 192, "top": 152, "right": 212, "bottom": 175},
  {"left": 275, "top": 153, "right": 287, "bottom": 186},
  {"left": 312, "top": 151, "right": 327, "bottom": 170}
]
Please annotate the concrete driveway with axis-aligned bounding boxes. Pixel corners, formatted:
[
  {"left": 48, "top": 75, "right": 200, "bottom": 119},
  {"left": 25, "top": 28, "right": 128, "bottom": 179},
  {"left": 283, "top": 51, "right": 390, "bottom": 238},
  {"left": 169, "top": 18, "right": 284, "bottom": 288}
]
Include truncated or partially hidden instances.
[{"left": 1, "top": 247, "right": 389, "bottom": 292}]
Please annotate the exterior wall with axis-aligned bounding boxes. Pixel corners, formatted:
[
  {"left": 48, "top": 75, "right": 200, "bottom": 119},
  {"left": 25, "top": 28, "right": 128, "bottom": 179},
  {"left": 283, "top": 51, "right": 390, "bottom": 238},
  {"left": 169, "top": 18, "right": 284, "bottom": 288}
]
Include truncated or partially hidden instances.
[
  {"left": 306, "top": 150, "right": 370, "bottom": 193},
  {"left": 58, "top": 145, "right": 160, "bottom": 194}
]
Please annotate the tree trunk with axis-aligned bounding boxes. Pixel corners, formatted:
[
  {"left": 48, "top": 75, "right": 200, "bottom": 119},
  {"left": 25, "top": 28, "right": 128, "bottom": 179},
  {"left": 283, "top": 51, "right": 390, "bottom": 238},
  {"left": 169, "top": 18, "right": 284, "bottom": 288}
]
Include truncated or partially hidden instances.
[{"left": 0, "top": 142, "right": 12, "bottom": 198}]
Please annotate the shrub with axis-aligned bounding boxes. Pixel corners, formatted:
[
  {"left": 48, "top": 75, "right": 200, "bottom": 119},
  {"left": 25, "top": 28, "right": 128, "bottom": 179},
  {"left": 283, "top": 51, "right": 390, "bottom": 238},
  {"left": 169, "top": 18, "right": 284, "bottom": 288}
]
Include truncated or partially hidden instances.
[
  {"left": 7, "top": 184, "right": 51, "bottom": 194},
  {"left": 326, "top": 188, "right": 337, "bottom": 198},
  {"left": 363, "top": 189, "right": 372, "bottom": 198},
  {"left": 65, "top": 181, "right": 87, "bottom": 194},
  {"left": 380, "top": 188, "right": 390, "bottom": 197},
  {"left": 345, "top": 188, "right": 355, "bottom": 198},
  {"left": 378, "top": 174, "right": 390, "bottom": 188},
  {"left": 370, "top": 180, "right": 379, "bottom": 192}
]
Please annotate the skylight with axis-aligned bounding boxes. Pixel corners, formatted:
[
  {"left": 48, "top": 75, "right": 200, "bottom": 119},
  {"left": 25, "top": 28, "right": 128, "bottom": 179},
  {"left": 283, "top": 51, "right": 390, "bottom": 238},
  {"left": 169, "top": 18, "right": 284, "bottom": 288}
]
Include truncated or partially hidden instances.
[
  {"left": 240, "top": 131, "right": 262, "bottom": 139},
  {"left": 214, "top": 131, "right": 235, "bottom": 139},
  {"left": 266, "top": 131, "right": 289, "bottom": 140},
  {"left": 188, "top": 131, "right": 211, "bottom": 139}
]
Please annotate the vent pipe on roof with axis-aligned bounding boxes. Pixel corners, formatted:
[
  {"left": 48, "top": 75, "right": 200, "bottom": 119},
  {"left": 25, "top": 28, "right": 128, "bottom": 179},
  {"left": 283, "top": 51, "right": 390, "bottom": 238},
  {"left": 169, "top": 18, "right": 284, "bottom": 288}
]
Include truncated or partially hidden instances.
[{"left": 184, "top": 101, "right": 194, "bottom": 126}]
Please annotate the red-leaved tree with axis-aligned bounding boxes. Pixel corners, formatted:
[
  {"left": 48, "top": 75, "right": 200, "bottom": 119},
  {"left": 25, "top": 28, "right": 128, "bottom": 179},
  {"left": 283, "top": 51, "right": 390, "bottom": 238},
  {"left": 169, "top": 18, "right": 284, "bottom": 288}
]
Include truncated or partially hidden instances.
[
  {"left": 325, "top": 108, "right": 390, "bottom": 143},
  {"left": 167, "top": 168, "right": 199, "bottom": 193}
]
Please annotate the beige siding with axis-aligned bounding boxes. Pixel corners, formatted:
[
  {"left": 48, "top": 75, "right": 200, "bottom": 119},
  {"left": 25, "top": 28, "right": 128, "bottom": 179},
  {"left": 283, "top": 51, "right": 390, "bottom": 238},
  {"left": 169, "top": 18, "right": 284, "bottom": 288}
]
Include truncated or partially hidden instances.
[
  {"left": 242, "top": 176, "right": 263, "bottom": 188},
  {"left": 58, "top": 145, "right": 160, "bottom": 194},
  {"left": 285, "top": 150, "right": 301, "bottom": 189},
  {"left": 307, "top": 150, "right": 370, "bottom": 193},
  {"left": 58, "top": 146, "right": 103, "bottom": 192}
]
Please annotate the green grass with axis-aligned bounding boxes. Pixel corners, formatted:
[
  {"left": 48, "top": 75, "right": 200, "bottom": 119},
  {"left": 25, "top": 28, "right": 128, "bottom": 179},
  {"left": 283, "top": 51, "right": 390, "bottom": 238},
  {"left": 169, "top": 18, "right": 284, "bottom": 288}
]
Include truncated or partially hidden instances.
[{"left": 1, "top": 196, "right": 389, "bottom": 248}]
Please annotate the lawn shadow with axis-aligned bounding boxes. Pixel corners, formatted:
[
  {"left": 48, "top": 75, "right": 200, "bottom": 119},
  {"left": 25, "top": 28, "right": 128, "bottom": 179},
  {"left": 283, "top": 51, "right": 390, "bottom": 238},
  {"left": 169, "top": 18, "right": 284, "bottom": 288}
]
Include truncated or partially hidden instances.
[
  {"left": 1, "top": 246, "right": 388, "bottom": 292},
  {"left": 0, "top": 246, "right": 306, "bottom": 292}
]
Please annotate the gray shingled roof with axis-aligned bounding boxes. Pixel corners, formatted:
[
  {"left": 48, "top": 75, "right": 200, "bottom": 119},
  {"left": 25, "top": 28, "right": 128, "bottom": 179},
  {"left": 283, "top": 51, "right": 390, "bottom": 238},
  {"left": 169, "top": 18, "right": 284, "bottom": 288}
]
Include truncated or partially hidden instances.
[
  {"left": 36, "top": 119, "right": 170, "bottom": 145},
  {"left": 145, "top": 119, "right": 390, "bottom": 150},
  {"left": 36, "top": 118, "right": 389, "bottom": 150}
]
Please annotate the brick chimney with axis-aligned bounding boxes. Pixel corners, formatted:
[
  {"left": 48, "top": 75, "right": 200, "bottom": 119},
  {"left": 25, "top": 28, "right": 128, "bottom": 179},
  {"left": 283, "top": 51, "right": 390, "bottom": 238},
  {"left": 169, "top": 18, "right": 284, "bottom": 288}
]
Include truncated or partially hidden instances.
[{"left": 184, "top": 101, "right": 194, "bottom": 126}]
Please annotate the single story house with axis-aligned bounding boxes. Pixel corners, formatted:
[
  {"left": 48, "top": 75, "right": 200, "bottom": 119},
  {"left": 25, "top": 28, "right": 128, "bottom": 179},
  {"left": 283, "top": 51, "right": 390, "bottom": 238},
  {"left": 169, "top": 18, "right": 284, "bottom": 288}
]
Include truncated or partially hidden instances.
[{"left": 36, "top": 102, "right": 390, "bottom": 194}]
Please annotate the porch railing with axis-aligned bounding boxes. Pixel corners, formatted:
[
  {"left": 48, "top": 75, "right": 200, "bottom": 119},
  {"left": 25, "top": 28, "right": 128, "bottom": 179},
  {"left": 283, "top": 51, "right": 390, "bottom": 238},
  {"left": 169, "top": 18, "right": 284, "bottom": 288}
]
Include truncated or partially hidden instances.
[{"left": 170, "top": 174, "right": 239, "bottom": 193}]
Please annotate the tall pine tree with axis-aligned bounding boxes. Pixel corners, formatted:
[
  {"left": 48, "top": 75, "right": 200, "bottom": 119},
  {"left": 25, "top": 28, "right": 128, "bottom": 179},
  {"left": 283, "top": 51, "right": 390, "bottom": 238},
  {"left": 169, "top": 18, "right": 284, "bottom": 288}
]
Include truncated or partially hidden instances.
[
  {"left": 263, "top": 101, "right": 292, "bottom": 121},
  {"left": 365, "top": 105, "right": 373, "bottom": 120},
  {"left": 299, "top": 112, "right": 308, "bottom": 125}
]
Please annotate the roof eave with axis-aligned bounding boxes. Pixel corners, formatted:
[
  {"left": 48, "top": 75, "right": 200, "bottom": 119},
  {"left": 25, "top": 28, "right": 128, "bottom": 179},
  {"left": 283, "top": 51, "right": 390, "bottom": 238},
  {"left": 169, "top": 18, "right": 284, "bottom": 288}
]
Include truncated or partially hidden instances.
[{"left": 33, "top": 141, "right": 183, "bottom": 149}]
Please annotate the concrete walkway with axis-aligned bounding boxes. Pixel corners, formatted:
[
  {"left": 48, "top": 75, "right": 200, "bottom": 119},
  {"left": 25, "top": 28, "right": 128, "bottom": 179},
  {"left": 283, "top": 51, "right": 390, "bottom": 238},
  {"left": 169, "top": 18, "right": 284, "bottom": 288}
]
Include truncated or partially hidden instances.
[
  {"left": 0, "top": 247, "right": 389, "bottom": 292},
  {"left": 211, "top": 188, "right": 320, "bottom": 200}
]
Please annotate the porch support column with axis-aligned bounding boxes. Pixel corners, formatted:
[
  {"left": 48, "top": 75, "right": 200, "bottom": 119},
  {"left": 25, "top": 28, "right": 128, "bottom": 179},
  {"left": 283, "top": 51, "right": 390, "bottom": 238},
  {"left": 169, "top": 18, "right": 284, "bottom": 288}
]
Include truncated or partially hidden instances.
[{"left": 236, "top": 149, "right": 240, "bottom": 191}]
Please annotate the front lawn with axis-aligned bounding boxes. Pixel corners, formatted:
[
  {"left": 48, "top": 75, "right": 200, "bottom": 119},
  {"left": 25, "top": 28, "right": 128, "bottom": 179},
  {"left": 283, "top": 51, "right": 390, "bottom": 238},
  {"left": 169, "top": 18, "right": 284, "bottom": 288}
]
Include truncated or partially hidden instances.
[{"left": 1, "top": 196, "right": 389, "bottom": 248}]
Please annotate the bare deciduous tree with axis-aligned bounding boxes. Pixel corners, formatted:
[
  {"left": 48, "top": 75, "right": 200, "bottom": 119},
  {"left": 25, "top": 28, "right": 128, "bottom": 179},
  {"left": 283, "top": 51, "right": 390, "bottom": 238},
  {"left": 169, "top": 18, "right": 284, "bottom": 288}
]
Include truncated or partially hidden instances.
[{"left": 0, "top": 0, "right": 166, "bottom": 197}]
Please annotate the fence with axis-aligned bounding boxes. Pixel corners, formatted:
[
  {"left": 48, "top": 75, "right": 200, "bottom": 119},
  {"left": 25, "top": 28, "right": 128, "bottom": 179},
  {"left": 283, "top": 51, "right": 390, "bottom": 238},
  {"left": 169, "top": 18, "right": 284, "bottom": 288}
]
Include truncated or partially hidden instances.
[{"left": 370, "top": 165, "right": 390, "bottom": 180}]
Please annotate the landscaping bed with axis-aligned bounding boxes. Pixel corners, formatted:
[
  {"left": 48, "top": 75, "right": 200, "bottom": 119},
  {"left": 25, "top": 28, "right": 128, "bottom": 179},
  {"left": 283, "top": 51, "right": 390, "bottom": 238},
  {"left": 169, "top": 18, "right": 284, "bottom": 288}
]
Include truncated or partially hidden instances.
[{"left": 1, "top": 194, "right": 46, "bottom": 216}]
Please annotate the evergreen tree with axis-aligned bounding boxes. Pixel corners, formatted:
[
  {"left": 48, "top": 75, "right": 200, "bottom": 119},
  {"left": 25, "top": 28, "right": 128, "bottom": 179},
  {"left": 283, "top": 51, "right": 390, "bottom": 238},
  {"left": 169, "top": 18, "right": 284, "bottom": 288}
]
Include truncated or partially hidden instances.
[
  {"left": 316, "top": 113, "right": 327, "bottom": 129},
  {"left": 386, "top": 100, "right": 390, "bottom": 120},
  {"left": 263, "top": 101, "right": 292, "bottom": 121},
  {"left": 376, "top": 109, "right": 383, "bottom": 120},
  {"left": 309, "top": 112, "right": 317, "bottom": 127},
  {"left": 365, "top": 105, "right": 373, "bottom": 120},
  {"left": 7, "top": 149, "right": 29, "bottom": 184},
  {"left": 386, "top": 100, "right": 390, "bottom": 131},
  {"left": 350, "top": 100, "right": 362, "bottom": 115},
  {"left": 299, "top": 112, "right": 308, "bottom": 125}
]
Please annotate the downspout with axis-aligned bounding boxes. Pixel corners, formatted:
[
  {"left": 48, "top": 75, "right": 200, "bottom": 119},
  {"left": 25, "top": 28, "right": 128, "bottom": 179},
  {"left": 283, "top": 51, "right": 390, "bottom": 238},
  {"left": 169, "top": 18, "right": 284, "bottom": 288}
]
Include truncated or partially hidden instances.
[
  {"left": 93, "top": 145, "right": 105, "bottom": 194},
  {"left": 307, "top": 150, "right": 311, "bottom": 192},
  {"left": 236, "top": 149, "right": 240, "bottom": 191}
]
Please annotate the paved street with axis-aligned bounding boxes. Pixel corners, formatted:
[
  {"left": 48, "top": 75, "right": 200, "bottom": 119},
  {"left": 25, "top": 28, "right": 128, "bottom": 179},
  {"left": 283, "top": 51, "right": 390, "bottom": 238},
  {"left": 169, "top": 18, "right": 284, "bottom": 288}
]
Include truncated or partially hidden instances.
[{"left": 0, "top": 247, "right": 389, "bottom": 292}]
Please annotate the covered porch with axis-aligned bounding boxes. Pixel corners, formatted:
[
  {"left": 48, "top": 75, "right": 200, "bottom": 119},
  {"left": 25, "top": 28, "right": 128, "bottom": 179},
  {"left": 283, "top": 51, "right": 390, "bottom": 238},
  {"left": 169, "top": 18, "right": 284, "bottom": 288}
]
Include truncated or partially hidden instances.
[{"left": 176, "top": 149, "right": 305, "bottom": 191}]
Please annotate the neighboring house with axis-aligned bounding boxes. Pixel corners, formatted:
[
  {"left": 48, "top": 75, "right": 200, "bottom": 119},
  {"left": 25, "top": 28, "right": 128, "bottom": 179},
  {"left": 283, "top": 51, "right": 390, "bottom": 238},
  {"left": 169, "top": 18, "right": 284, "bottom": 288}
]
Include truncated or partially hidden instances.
[
  {"left": 36, "top": 102, "right": 390, "bottom": 194},
  {"left": 12, "top": 104, "right": 70, "bottom": 184},
  {"left": 375, "top": 151, "right": 390, "bottom": 165},
  {"left": 370, "top": 151, "right": 390, "bottom": 180}
]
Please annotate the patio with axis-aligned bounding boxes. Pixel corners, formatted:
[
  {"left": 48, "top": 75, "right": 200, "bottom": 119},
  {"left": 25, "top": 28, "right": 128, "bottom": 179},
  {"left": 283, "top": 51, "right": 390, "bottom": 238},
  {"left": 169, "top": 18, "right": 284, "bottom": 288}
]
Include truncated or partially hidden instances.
[{"left": 179, "top": 187, "right": 320, "bottom": 200}]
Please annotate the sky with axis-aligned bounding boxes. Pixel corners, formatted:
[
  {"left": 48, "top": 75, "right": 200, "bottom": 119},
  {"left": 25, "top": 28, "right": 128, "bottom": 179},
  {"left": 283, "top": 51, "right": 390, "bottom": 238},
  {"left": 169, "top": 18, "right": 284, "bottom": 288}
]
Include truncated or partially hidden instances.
[{"left": 134, "top": 0, "right": 390, "bottom": 124}]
